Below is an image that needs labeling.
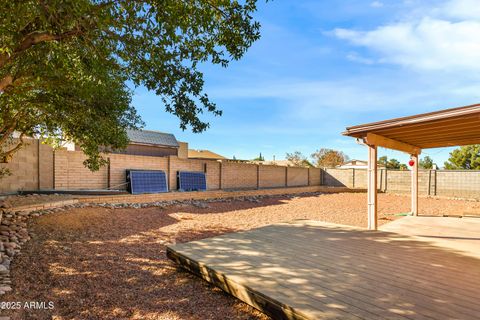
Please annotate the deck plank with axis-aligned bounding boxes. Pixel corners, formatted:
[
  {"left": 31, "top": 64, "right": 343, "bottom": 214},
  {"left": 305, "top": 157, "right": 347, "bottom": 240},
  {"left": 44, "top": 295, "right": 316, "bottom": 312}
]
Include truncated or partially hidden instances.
[{"left": 167, "top": 220, "right": 480, "bottom": 320}]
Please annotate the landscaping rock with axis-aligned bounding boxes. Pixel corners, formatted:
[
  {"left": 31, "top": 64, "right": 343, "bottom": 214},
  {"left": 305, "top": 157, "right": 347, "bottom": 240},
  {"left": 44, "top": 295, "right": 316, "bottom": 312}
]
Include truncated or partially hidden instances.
[
  {"left": 192, "top": 201, "right": 209, "bottom": 209},
  {"left": 0, "top": 285, "right": 11, "bottom": 292},
  {"left": 0, "top": 265, "right": 8, "bottom": 274},
  {"left": 0, "top": 202, "right": 5, "bottom": 208}
]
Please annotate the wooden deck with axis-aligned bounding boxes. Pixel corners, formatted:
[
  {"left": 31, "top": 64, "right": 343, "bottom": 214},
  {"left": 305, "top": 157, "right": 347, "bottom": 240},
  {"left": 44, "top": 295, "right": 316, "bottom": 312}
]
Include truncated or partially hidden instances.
[{"left": 167, "top": 220, "right": 480, "bottom": 320}]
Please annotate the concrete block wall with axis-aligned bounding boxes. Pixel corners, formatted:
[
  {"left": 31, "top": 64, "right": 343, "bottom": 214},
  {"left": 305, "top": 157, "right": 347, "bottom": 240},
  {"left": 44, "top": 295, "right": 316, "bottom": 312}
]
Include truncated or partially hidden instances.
[
  {"left": 287, "top": 167, "right": 309, "bottom": 187},
  {"left": 1, "top": 143, "right": 323, "bottom": 193},
  {"left": 205, "top": 161, "right": 221, "bottom": 190},
  {"left": 353, "top": 169, "right": 367, "bottom": 189},
  {"left": 54, "top": 149, "right": 108, "bottom": 190},
  {"left": 2, "top": 139, "right": 477, "bottom": 199},
  {"left": 177, "top": 142, "right": 188, "bottom": 159},
  {"left": 0, "top": 139, "right": 322, "bottom": 194},
  {"left": 0, "top": 139, "right": 41, "bottom": 193},
  {"left": 39, "top": 143, "right": 54, "bottom": 190},
  {"left": 325, "top": 168, "right": 416, "bottom": 191},
  {"left": 108, "top": 153, "right": 168, "bottom": 190},
  {"left": 168, "top": 157, "right": 221, "bottom": 190},
  {"left": 436, "top": 170, "right": 480, "bottom": 199},
  {"left": 168, "top": 157, "right": 204, "bottom": 190},
  {"left": 309, "top": 168, "right": 322, "bottom": 186},
  {"left": 259, "top": 165, "right": 286, "bottom": 188},
  {"left": 322, "top": 169, "right": 354, "bottom": 187},
  {"left": 221, "top": 162, "right": 258, "bottom": 189},
  {"left": 384, "top": 170, "right": 430, "bottom": 194},
  {"left": 324, "top": 168, "right": 480, "bottom": 200}
]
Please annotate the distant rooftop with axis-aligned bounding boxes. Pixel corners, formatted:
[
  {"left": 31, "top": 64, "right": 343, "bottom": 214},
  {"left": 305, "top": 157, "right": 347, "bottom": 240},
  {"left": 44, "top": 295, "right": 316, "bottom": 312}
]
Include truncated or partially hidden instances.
[
  {"left": 127, "top": 129, "right": 179, "bottom": 148},
  {"left": 188, "top": 149, "right": 226, "bottom": 160},
  {"left": 338, "top": 159, "right": 386, "bottom": 168},
  {"left": 252, "top": 160, "right": 297, "bottom": 167}
]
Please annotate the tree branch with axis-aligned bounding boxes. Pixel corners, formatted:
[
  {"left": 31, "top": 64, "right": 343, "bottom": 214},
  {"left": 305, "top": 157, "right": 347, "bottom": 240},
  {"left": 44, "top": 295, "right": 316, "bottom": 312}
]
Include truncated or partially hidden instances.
[
  {"left": 0, "top": 28, "right": 86, "bottom": 69},
  {"left": 0, "top": 1, "right": 122, "bottom": 69},
  {"left": 0, "top": 75, "right": 13, "bottom": 92},
  {"left": 203, "top": 0, "right": 229, "bottom": 18},
  {"left": 0, "top": 110, "right": 25, "bottom": 146},
  {"left": 0, "top": 133, "right": 26, "bottom": 163}
]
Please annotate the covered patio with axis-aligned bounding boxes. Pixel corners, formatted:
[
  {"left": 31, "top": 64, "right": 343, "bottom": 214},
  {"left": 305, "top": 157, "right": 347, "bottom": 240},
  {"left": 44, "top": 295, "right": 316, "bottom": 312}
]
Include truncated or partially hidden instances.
[
  {"left": 168, "top": 105, "right": 480, "bottom": 320},
  {"left": 343, "top": 104, "right": 480, "bottom": 230}
]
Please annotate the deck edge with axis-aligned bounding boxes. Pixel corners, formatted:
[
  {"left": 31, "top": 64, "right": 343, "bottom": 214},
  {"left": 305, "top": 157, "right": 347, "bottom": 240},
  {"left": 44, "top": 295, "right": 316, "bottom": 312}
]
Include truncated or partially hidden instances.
[{"left": 166, "top": 246, "right": 310, "bottom": 320}]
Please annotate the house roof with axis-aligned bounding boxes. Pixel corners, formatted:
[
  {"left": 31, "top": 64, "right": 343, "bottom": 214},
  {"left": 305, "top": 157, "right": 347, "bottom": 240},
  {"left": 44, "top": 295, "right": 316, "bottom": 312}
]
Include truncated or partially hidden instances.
[
  {"left": 253, "top": 160, "right": 302, "bottom": 167},
  {"left": 127, "top": 129, "right": 179, "bottom": 148},
  {"left": 337, "top": 160, "right": 386, "bottom": 168},
  {"left": 343, "top": 159, "right": 367, "bottom": 165},
  {"left": 188, "top": 149, "right": 226, "bottom": 160},
  {"left": 343, "top": 104, "right": 480, "bottom": 150}
]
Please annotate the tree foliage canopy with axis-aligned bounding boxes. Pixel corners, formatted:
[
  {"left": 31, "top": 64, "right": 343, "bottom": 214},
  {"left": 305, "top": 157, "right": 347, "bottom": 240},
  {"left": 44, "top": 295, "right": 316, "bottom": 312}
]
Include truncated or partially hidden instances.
[
  {"left": 444, "top": 145, "right": 480, "bottom": 170},
  {"left": 285, "top": 151, "right": 313, "bottom": 167},
  {"left": 0, "top": 0, "right": 262, "bottom": 170},
  {"left": 419, "top": 156, "right": 434, "bottom": 169},
  {"left": 311, "top": 148, "right": 348, "bottom": 168},
  {"left": 252, "top": 152, "right": 264, "bottom": 161},
  {"left": 378, "top": 156, "right": 408, "bottom": 170}
]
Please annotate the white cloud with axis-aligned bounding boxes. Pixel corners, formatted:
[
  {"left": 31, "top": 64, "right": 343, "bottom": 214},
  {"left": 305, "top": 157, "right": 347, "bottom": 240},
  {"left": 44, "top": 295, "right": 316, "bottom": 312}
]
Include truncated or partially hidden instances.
[
  {"left": 439, "top": 0, "right": 480, "bottom": 20},
  {"left": 346, "top": 52, "right": 375, "bottom": 65},
  {"left": 209, "top": 73, "right": 480, "bottom": 122},
  {"left": 211, "top": 79, "right": 405, "bottom": 112},
  {"left": 370, "top": 1, "right": 384, "bottom": 8},
  {"left": 333, "top": 0, "right": 480, "bottom": 71}
]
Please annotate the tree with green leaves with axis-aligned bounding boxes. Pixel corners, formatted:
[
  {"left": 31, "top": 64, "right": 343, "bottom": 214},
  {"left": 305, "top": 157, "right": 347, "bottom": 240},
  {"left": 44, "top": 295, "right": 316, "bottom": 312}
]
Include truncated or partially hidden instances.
[
  {"left": 285, "top": 151, "right": 313, "bottom": 167},
  {"left": 0, "top": 0, "right": 262, "bottom": 171},
  {"left": 311, "top": 148, "right": 349, "bottom": 168},
  {"left": 378, "top": 156, "right": 388, "bottom": 168},
  {"left": 444, "top": 145, "right": 480, "bottom": 170},
  {"left": 252, "top": 152, "right": 264, "bottom": 161},
  {"left": 419, "top": 156, "right": 434, "bottom": 169},
  {"left": 387, "top": 158, "right": 401, "bottom": 169},
  {"left": 378, "top": 156, "right": 407, "bottom": 169}
]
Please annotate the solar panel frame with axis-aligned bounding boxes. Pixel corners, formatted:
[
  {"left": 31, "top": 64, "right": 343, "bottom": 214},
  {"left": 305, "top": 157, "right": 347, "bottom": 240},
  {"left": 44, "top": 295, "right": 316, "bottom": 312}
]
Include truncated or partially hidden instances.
[
  {"left": 177, "top": 171, "right": 207, "bottom": 191},
  {"left": 127, "top": 170, "right": 169, "bottom": 194}
]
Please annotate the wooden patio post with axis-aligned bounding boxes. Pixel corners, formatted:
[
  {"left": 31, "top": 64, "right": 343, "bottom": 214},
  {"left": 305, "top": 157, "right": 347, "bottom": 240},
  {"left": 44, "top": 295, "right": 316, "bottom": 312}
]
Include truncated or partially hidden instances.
[
  {"left": 411, "top": 154, "right": 419, "bottom": 216},
  {"left": 367, "top": 144, "right": 378, "bottom": 230}
]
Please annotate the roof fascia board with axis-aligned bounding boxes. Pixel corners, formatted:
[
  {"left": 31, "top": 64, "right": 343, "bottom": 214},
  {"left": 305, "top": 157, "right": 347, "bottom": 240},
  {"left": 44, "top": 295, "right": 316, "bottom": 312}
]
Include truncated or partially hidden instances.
[{"left": 365, "top": 133, "right": 422, "bottom": 155}]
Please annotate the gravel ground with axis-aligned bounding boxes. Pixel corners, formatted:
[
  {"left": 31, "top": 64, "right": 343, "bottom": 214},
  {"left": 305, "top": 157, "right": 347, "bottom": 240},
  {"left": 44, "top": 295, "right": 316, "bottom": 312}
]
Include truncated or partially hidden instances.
[{"left": 2, "top": 192, "right": 480, "bottom": 319}]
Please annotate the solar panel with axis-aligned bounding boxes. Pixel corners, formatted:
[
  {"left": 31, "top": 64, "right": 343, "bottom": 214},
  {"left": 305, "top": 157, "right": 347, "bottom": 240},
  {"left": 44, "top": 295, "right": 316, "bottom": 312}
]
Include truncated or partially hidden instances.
[
  {"left": 178, "top": 171, "right": 207, "bottom": 191},
  {"left": 127, "top": 170, "right": 168, "bottom": 194}
]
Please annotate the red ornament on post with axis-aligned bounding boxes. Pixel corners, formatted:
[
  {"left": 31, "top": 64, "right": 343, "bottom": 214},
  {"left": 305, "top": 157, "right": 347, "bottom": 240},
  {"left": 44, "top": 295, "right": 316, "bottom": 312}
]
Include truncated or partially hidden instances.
[{"left": 408, "top": 159, "right": 415, "bottom": 167}]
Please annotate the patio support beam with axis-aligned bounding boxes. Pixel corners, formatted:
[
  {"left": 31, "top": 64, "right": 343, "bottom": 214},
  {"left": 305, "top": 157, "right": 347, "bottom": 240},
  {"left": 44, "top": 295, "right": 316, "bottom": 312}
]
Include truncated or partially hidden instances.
[
  {"left": 411, "top": 154, "right": 419, "bottom": 216},
  {"left": 367, "top": 143, "right": 378, "bottom": 230},
  {"left": 365, "top": 133, "right": 421, "bottom": 155}
]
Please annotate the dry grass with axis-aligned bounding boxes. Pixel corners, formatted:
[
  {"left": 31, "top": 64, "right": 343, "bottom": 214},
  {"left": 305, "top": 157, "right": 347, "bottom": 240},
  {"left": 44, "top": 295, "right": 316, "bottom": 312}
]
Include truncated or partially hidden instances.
[{"left": 2, "top": 192, "right": 479, "bottom": 319}]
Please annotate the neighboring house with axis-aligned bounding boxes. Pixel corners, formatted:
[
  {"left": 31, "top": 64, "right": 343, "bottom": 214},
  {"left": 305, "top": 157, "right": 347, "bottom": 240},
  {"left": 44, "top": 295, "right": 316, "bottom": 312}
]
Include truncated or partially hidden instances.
[
  {"left": 75, "top": 129, "right": 188, "bottom": 158},
  {"left": 188, "top": 149, "right": 226, "bottom": 160},
  {"left": 337, "top": 159, "right": 386, "bottom": 169}
]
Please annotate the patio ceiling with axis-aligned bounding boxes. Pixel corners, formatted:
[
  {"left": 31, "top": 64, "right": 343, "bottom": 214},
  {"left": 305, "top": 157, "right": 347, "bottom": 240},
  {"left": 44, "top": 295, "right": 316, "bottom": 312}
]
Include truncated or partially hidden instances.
[
  {"left": 343, "top": 103, "right": 480, "bottom": 230},
  {"left": 343, "top": 104, "right": 480, "bottom": 152}
]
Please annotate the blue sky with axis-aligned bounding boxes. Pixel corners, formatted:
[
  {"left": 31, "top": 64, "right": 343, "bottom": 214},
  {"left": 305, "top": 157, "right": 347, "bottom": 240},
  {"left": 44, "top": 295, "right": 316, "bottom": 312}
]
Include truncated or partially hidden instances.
[{"left": 132, "top": 0, "right": 480, "bottom": 166}]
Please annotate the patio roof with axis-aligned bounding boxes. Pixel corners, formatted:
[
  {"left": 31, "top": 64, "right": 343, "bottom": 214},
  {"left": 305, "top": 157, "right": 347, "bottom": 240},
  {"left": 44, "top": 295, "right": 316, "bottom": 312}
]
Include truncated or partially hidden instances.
[
  {"left": 343, "top": 104, "right": 480, "bottom": 152},
  {"left": 343, "top": 104, "right": 480, "bottom": 230}
]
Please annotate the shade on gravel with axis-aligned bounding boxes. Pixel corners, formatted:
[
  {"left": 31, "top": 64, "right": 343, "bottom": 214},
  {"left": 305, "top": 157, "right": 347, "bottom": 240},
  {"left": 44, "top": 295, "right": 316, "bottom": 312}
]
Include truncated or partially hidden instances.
[{"left": 2, "top": 192, "right": 479, "bottom": 319}]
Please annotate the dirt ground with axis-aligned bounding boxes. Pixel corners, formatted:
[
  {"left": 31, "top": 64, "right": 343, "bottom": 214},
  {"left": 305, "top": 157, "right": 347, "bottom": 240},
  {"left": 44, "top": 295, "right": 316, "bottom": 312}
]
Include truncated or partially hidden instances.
[
  {"left": 2, "top": 192, "right": 479, "bottom": 319},
  {"left": 0, "top": 194, "right": 73, "bottom": 209}
]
